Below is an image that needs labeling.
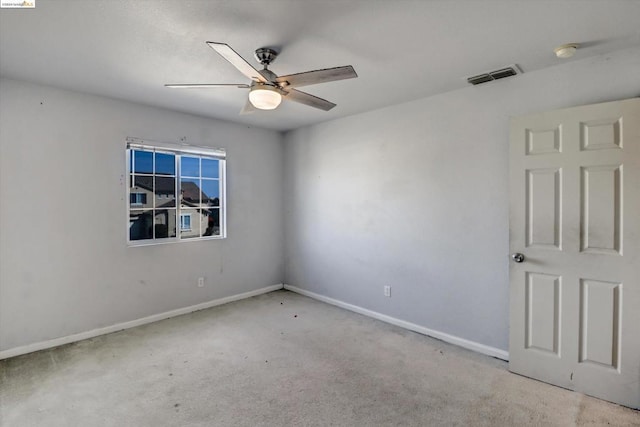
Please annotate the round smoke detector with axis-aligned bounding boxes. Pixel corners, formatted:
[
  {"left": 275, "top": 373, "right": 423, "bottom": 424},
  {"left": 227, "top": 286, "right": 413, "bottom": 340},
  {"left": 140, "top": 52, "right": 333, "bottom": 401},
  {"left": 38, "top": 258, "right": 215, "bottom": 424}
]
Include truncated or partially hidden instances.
[{"left": 554, "top": 43, "right": 579, "bottom": 59}]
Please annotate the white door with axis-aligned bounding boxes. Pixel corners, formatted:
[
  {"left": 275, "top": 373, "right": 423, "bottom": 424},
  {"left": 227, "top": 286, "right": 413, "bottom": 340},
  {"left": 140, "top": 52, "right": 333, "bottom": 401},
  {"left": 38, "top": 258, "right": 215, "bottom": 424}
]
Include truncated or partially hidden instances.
[{"left": 509, "top": 98, "right": 640, "bottom": 409}]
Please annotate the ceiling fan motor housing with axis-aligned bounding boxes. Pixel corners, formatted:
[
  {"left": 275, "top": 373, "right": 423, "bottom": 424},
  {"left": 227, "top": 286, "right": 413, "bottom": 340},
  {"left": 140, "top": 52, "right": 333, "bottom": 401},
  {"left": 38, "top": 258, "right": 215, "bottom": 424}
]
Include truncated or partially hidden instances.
[{"left": 254, "top": 47, "right": 278, "bottom": 67}]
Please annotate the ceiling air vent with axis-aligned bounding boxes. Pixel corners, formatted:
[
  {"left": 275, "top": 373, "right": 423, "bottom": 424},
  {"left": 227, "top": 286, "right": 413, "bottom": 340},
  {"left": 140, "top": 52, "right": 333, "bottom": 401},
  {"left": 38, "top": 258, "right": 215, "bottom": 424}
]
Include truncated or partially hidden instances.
[{"left": 467, "top": 64, "right": 522, "bottom": 85}]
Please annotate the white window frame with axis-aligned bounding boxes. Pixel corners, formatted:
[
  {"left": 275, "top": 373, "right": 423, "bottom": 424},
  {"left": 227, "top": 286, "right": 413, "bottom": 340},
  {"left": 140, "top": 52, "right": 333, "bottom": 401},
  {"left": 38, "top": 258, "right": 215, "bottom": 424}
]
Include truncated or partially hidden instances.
[{"left": 126, "top": 137, "right": 227, "bottom": 246}]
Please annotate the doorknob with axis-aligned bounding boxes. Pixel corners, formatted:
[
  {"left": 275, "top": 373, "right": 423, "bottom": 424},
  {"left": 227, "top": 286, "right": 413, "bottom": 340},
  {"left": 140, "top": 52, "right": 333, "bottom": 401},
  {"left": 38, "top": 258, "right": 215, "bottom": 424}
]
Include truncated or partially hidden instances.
[{"left": 512, "top": 253, "right": 525, "bottom": 263}]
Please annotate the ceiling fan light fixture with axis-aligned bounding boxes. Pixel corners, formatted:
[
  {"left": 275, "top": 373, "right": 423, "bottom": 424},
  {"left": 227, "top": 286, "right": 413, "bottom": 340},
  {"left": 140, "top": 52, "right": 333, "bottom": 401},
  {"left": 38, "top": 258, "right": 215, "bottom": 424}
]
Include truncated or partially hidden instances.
[{"left": 248, "top": 84, "right": 282, "bottom": 110}]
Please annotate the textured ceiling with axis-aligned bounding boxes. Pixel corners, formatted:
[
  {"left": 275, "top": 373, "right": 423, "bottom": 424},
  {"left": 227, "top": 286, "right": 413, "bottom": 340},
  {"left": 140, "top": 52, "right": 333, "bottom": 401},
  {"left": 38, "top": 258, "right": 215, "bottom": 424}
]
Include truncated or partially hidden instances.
[{"left": 1, "top": 0, "right": 639, "bottom": 131}]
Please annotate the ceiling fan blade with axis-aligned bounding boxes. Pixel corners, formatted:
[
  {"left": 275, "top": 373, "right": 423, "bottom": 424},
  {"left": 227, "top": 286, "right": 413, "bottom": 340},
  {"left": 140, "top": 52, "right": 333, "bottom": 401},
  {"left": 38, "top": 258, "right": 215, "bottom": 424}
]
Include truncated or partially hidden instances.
[
  {"left": 165, "top": 84, "right": 250, "bottom": 88},
  {"left": 206, "top": 42, "right": 268, "bottom": 83},
  {"left": 275, "top": 66, "right": 357, "bottom": 88},
  {"left": 240, "top": 99, "right": 256, "bottom": 115},
  {"left": 283, "top": 89, "right": 336, "bottom": 111}
]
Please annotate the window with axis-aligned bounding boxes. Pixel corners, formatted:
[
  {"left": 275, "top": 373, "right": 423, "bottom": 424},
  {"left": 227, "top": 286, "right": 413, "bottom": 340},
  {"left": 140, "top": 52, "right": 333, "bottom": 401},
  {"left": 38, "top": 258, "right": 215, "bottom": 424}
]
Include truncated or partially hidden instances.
[
  {"left": 179, "top": 213, "right": 192, "bottom": 231},
  {"left": 130, "top": 193, "right": 147, "bottom": 206},
  {"left": 126, "top": 138, "right": 226, "bottom": 245}
]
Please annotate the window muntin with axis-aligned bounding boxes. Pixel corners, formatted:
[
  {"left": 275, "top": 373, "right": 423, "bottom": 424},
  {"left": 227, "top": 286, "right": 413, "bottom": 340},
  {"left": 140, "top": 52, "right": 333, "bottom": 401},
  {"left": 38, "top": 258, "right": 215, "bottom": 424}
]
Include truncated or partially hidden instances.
[{"left": 126, "top": 139, "right": 226, "bottom": 245}]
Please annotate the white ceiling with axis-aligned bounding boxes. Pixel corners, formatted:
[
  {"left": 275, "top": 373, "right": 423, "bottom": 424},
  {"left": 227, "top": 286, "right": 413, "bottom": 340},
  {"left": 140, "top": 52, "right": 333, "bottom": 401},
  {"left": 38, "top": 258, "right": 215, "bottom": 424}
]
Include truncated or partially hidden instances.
[{"left": 1, "top": 0, "right": 639, "bottom": 132}]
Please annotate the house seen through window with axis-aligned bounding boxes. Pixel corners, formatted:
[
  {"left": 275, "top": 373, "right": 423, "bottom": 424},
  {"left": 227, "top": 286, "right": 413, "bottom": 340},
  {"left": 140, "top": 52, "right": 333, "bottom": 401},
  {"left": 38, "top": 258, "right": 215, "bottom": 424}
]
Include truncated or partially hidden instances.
[{"left": 127, "top": 139, "right": 226, "bottom": 244}]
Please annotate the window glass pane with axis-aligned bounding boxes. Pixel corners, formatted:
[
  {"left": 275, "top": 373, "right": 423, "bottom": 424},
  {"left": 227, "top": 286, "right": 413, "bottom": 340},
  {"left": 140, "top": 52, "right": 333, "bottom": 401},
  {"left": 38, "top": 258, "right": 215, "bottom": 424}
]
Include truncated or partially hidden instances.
[
  {"left": 181, "top": 156, "right": 200, "bottom": 177},
  {"left": 201, "top": 179, "right": 220, "bottom": 205},
  {"left": 180, "top": 178, "right": 201, "bottom": 205},
  {"left": 131, "top": 174, "right": 153, "bottom": 191},
  {"left": 180, "top": 209, "right": 200, "bottom": 239},
  {"left": 130, "top": 175, "right": 153, "bottom": 209},
  {"left": 155, "top": 152, "right": 175, "bottom": 176},
  {"left": 129, "top": 209, "right": 153, "bottom": 240},
  {"left": 132, "top": 150, "right": 153, "bottom": 174},
  {"left": 155, "top": 176, "right": 176, "bottom": 207},
  {"left": 203, "top": 208, "right": 220, "bottom": 236},
  {"left": 201, "top": 158, "right": 219, "bottom": 179},
  {"left": 154, "top": 209, "right": 177, "bottom": 238}
]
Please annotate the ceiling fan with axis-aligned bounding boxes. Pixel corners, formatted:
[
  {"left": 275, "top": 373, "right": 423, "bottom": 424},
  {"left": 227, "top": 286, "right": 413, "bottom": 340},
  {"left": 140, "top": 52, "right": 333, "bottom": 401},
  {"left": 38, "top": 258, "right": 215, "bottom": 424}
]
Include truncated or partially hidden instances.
[{"left": 165, "top": 42, "right": 358, "bottom": 113}]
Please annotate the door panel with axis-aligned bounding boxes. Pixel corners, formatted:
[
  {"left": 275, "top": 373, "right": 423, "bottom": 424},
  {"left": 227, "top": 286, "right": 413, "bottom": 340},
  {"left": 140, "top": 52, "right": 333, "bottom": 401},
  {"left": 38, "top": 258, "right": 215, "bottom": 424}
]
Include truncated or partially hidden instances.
[
  {"left": 509, "top": 98, "right": 640, "bottom": 409},
  {"left": 526, "top": 126, "right": 562, "bottom": 155},
  {"left": 525, "top": 272, "right": 561, "bottom": 355},
  {"left": 526, "top": 168, "right": 562, "bottom": 249},
  {"left": 580, "top": 165, "right": 622, "bottom": 254},
  {"left": 578, "top": 279, "right": 620, "bottom": 369},
  {"left": 580, "top": 118, "right": 622, "bottom": 151}
]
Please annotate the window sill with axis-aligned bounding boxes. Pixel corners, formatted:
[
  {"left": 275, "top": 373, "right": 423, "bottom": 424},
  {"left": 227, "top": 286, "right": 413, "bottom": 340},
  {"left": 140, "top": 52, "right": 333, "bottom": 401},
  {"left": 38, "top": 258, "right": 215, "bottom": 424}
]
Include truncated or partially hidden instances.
[{"left": 127, "top": 234, "right": 226, "bottom": 247}]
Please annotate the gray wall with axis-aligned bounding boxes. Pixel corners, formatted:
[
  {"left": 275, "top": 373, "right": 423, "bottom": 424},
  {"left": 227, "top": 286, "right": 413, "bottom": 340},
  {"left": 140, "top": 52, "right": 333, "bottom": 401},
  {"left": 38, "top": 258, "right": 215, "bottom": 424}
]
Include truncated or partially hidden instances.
[
  {"left": 0, "top": 78, "right": 284, "bottom": 351},
  {"left": 283, "top": 48, "right": 640, "bottom": 352}
]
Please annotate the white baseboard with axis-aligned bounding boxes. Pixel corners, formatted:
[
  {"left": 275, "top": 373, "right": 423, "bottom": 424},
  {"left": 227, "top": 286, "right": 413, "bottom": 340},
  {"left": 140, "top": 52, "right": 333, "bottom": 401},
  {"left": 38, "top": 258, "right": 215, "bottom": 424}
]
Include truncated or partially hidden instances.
[
  {"left": 0, "top": 284, "right": 284, "bottom": 360},
  {"left": 284, "top": 284, "right": 509, "bottom": 361},
  {"left": 2, "top": 284, "right": 509, "bottom": 362}
]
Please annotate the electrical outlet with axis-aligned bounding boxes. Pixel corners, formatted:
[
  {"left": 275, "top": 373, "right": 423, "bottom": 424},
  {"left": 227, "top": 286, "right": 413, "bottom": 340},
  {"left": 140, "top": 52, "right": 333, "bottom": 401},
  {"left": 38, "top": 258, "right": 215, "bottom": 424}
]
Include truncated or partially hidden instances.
[
  {"left": 384, "top": 285, "right": 391, "bottom": 297},
  {"left": 197, "top": 277, "right": 205, "bottom": 288}
]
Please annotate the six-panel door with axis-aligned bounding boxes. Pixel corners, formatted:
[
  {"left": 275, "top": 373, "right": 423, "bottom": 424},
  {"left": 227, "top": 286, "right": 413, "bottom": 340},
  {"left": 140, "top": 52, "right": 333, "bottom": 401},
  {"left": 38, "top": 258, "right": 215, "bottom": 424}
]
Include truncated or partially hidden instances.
[{"left": 509, "top": 98, "right": 640, "bottom": 409}]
